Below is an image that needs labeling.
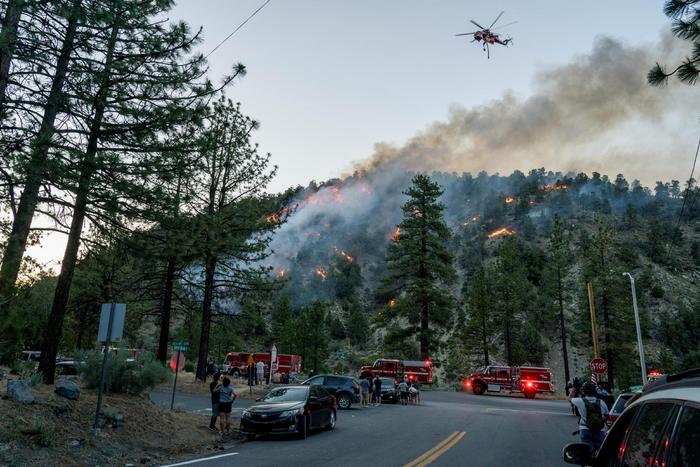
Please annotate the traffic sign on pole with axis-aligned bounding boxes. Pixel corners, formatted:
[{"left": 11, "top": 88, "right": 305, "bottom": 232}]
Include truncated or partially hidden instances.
[{"left": 591, "top": 358, "right": 607, "bottom": 374}]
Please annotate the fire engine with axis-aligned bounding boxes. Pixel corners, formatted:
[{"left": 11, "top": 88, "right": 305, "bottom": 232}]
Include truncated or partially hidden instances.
[
  {"left": 222, "top": 352, "right": 302, "bottom": 377},
  {"left": 465, "top": 365, "right": 554, "bottom": 398},
  {"left": 360, "top": 358, "right": 433, "bottom": 384}
]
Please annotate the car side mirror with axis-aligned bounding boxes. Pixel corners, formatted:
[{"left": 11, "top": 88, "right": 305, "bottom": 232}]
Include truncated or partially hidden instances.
[
  {"left": 255, "top": 397, "right": 261, "bottom": 402},
  {"left": 309, "top": 396, "right": 318, "bottom": 402},
  {"left": 562, "top": 443, "right": 593, "bottom": 465}
]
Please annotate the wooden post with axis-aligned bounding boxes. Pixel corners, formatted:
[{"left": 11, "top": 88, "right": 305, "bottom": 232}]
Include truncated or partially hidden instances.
[{"left": 587, "top": 282, "right": 600, "bottom": 359}]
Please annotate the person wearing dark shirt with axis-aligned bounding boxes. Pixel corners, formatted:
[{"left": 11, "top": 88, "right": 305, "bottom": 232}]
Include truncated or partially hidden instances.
[
  {"left": 209, "top": 372, "right": 221, "bottom": 431},
  {"left": 373, "top": 376, "right": 382, "bottom": 406}
]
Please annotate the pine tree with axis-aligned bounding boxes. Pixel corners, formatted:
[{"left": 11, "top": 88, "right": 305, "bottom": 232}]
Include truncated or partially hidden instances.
[
  {"left": 648, "top": 0, "right": 700, "bottom": 86},
  {"left": 546, "top": 216, "right": 572, "bottom": 384},
  {"left": 466, "top": 266, "right": 492, "bottom": 366},
  {"left": 381, "top": 174, "right": 455, "bottom": 358}
]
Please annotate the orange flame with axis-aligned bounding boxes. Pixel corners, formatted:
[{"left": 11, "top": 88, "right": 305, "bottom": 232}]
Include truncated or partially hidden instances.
[
  {"left": 388, "top": 299, "right": 396, "bottom": 308},
  {"left": 266, "top": 213, "right": 280, "bottom": 223},
  {"left": 463, "top": 215, "right": 480, "bottom": 227},
  {"left": 505, "top": 196, "right": 514, "bottom": 204},
  {"left": 333, "top": 246, "right": 354, "bottom": 263},
  {"left": 391, "top": 227, "right": 401, "bottom": 241},
  {"left": 543, "top": 184, "right": 568, "bottom": 191},
  {"left": 276, "top": 269, "right": 287, "bottom": 278},
  {"left": 488, "top": 227, "right": 515, "bottom": 239},
  {"left": 315, "top": 267, "right": 327, "bottom": 280}
]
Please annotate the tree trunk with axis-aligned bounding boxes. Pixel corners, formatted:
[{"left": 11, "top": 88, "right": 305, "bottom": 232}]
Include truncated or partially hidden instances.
[
  {"left": 195, "top": 251, "right": 217, "bottom": 381},
  {"left": 505, "top": 318, "right": 512, "bottom": 366},
  {"left": 602, "top": 286, "right": 614, "bottom": 389},
  {"left": 157, "top": 256, "right": 176, "bottom": 364},
  {"left": 557, "top": 269, "right": 570, "bottom": 384},
  {"left": 38, "top": 10, "right": 118, "bottom": 384},
  {"left": 0, "top": 0, "right": 81, "bottom": 313},
  {"left": 481, "top": 312, "right": 489, "bottom": 366},
  {"left": 419, "top": 203, "right": 429, "bottom": 359},
  {"left": 0, "top": 0, "right": 25, "bottom": 117}
]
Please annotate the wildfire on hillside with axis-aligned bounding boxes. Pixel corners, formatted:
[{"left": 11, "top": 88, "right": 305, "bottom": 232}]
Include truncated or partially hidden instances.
[
  {"left": 391, "top": 227, "right": 401, "bottom": 241},
  {"left": 388, "top": 299, "right": 396, "bottom": 308},
  {"left": 505, "top": 196, "right": 514, "bottom": 204},
  {"left": 488, "top": 227, "right": 515, "bottom": 239},
  {"left": 463, "top": 215, "right": 480, "bottom": 227},
  {"left": 276, "top": 269, "right": 287, "bottom": 278},
  {"left": 266, "top": 213, "right": 280, "bottom": 223},
  {"left": 333, "top": 246, "right": 354, "bottom": 263},
  {"left": 543, "top": 184, "right": 568, "bottom": 192},
  {"left": 315, "top": 266, "right": 327, "bottom": 280}
]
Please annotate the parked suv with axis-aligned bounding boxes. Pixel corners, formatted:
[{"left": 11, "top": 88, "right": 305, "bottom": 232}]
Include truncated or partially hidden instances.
[
  {"left": 562, "top": 368, "right": 700, "bottom": 466},
  {"left": 302, "top": 375, "right": 361, "bottom": 409}
]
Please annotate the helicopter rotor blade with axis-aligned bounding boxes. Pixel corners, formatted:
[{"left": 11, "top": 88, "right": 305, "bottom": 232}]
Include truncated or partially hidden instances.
[
  {"left": 489, "top": 11, "right": 504, "bottom": 29},
  {"left": 491, "top": 21, "right": 517, "bottom": 31},
  {"left": 455, "top": 32, "right": 478, "bottom": 36},
  {"left": 470, "top": 19, "right": 486, "bottom": 30}
]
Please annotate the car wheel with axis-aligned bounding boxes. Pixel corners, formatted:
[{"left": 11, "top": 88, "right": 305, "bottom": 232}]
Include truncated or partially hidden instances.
[
  {"left": 326, "top": 410, "right": 336, "bottom": 430},
  {"left": 232, "top": 368, "right": 241, "bottom": 377},
  {"left": 245, "top": 433, "right": 256, "bottom": 441},
  {"left": 472, "top": 383, "right": 486, "bottom": 395},
  {"left": 337, "top": 394, "right": 352, "bottom": 409},
  {"left": 298, "top": 414, "right": 308, "bottom": 439}
]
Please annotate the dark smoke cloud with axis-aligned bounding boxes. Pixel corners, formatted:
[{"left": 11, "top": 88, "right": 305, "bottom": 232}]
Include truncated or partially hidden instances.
[{"left": 355, "top": 35, "right": 699, "bottom": 185}]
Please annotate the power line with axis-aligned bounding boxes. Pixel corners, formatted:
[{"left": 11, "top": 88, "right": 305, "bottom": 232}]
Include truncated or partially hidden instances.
[
  {"left": 677, "top": 137, "right": 700, "bottom": 225},
  {"left": 205, "top": 0, "right": 271, "bottom": 59}
]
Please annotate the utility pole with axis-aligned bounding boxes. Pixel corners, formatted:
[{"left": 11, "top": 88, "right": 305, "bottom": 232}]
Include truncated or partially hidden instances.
[
  {"left": 586, "top": 282, "right": 600, "bottom": 358},
  {"left": 623, "top": 273, "right": 647, "bottom": 386}
]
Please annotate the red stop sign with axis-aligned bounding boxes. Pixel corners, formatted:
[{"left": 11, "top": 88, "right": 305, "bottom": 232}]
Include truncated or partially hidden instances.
[
  {"left": 169, "top": 352, "right": 185, "bottom": 372},
  {"left": 591, "top": 358, "right": 607, "bottom": 374}
]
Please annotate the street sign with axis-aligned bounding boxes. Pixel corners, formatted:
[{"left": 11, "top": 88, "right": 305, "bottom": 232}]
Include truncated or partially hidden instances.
[
  {"left": 172, "top": 341, "right": 189, "bottom": 352},
  {"left": 337, "top": 351, "right": 349, "bottom": 360},
  {"left": 97, "top": 303, "right": 125, "bottom": 343},
  {"left": 271, "top": 344, "right": 277, "bottom": 364},
  {"left": 591, "top": 358, "right": 608, "bottom": 374}
]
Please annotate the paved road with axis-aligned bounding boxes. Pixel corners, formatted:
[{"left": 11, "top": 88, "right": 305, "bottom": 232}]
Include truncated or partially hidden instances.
[{"left": 155, "top": 390, "right": 577, "bottom": 467}]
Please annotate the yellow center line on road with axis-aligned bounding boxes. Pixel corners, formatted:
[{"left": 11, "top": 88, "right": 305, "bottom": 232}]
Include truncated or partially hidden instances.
[{"left": 404, "top": 431, "right": 466, "bottom": 467}]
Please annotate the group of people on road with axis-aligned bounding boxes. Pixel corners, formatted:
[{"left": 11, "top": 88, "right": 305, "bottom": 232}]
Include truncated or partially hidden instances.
[
  {"left": 359, "top": 375, "right": 420, "bottom": 407},
  {"left": 397, "top": 378, "right": 420, "bottom": 405}
]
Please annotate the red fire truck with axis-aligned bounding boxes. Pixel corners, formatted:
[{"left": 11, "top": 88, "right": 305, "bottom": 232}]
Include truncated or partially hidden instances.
[
  {"left": 360, "top": 358, "right": 433, "bottom": 384},
  {"left": 465, "top": 365, "right": 554, "bottom": 399},
  {"left": 222, "top": 352, "right": 302, "bottom": 377}
]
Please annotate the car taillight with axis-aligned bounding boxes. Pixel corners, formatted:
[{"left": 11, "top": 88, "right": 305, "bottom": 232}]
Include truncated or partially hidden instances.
[{"left": 466, "top": 380, "right": 472, "bottom": 388}]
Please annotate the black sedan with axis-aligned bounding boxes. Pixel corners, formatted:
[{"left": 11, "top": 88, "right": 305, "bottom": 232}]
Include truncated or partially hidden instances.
[{"left": 240, "top": 385, "right": 336, "bottom": 440}]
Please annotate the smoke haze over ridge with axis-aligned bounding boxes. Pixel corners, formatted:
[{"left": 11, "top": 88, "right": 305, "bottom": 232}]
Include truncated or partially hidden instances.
[{"left": 352, "top": 34, "right": 698, "bottom": 185}]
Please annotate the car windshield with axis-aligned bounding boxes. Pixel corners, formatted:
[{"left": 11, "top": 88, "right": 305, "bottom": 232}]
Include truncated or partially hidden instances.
[
  {"left": 260, "top": 387, "right": 308, "bottom": 403},
  {"left": 380, "top": 378, "right": 394, "bottom": 385}
]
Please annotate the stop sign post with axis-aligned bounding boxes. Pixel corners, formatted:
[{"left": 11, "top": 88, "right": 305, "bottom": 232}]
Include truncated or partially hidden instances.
[{"left": 591, "top": 358, "right": 607, "bottom": 374}]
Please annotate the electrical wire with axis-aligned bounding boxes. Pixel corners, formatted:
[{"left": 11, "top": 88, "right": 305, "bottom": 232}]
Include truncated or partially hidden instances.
[
  {"left": 205, "top": 0, "right": 272, "bottom": 59},
  {"left": 677, "top": 137, "right": 700, "bottom": 225}
]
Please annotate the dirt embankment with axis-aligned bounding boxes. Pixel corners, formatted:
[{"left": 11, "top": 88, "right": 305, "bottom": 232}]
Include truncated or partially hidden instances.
[
  {"left": 155, "top": 371, "right": 274, "bottom": 400},
  {"left": 0, "top": 373, "right": 225, "bottom": 467}
]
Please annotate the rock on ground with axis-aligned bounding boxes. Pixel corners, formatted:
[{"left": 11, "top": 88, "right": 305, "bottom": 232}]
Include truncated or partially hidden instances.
[
  {"left": 7, "top": 380, "right": 34, "bottom": 404},
  {"left": 55, "top": 379, "right": 81, "bottom": 400}
]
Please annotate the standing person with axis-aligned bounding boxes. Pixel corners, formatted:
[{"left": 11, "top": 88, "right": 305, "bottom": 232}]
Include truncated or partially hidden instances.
[
  {"left": 360, "top": 376, "right": 371, "bottom": 407},
  {"left": 570, "top": 382, "right": 609, "bottom": 455},
  {"left": 409, "top": 381, "right": 420, "bottom": 404},
  {"left": 213, "top": 376, "right": 236, "bottom": 435},
  {"left": 398, "top": 378, "right": 409, "bottom": 405},
  {"left": 256, "top": 360, "right": 265, "bottom": 385},
  {"left": 373, "top": 375, "right": 382, "bottom": 406},
  {"left": 208, "top": 371, "right": 221, "bottom": 431}
]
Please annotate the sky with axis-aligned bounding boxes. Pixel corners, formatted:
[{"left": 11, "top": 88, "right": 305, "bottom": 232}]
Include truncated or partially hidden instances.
[
  {"left": 169, "top": 0, "right": 675, "bottom": 193},
  {"left": 26, "top": 0, "right": 696, "bottom": 269}
]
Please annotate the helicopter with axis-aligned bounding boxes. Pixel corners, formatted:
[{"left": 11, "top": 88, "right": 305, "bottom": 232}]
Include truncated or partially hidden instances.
[{"left": 455, "top": 11, "right": 515, "bottom": 59}]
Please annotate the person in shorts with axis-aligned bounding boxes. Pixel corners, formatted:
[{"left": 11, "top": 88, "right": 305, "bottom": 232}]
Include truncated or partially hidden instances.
[
  {"left": 213, "top": 376, "right": 236, "bottom": 435},
  {"left": 409, "top": 382, "right": 420, "bottom": 404},
  {"left": 398, "top": 379, "right": 409, "bottom": 405},
  {"left": 360, "top": 376, "right": 371, "bottom": 407},
  {"left": 373, "top": 375, "right": 382, "bottom": 406},
  {"left": 209, "top": 371, "right": 221, "bottom": 431}
]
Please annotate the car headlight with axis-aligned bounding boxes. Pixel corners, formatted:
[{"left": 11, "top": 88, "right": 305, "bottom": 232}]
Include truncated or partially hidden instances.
[
  {"left": 280, "top": 408, "right": 303, "bottom": 418},
  {"left": 242, "top": 410, "right": 251, "bottom": 419}
]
